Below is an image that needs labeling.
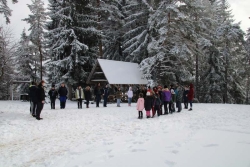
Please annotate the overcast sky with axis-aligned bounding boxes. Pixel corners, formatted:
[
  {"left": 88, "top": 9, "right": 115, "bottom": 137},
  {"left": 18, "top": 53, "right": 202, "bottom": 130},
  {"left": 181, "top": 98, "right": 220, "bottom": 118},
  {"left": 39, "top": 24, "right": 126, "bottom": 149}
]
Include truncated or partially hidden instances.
[{"left": 0, "top": 0, "right": 249, "bottom": 40}]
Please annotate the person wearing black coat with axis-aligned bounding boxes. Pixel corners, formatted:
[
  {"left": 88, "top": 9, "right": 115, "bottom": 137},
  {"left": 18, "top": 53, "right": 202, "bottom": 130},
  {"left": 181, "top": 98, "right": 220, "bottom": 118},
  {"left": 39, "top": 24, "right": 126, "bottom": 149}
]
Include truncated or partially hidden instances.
[
  {"left": 94, "top": 83, "right": 102, "bottom": 107},
  {"left": 103, "top": 84, "right": 109, "bottom": 107},
  {"left": 48, "top": 85, "right": 58, "bottom": 109},
  {"left": 58, "top": 83, "right": 68, "bottom": 109},
  {"left": 36, "top": 80, "right": 46, "bottom": 120},
  {"left": 144, "top": 92, "right": 153, "bottom": 118},
  {"left": 84, "top": 86, "right": 91, "bottom": 108},
  {"left": 183, "top": 86, "right": 189, "bottom": 109},
  {"left": 29, "top": 81, "right": 38, "bottom": 117}
]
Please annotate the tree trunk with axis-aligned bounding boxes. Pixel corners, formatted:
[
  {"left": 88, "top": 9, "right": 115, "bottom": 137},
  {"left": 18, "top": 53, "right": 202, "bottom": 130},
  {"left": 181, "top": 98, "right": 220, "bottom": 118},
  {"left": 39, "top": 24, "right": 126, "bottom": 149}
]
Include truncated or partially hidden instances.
[
  {"left": 39, "top": 45, "right": 43, "bottom": 81},
  {"left": 67, "top": 84, "right": 72, "bottom": 100},
  {"left": 97, "top": 0, "right": 103, "bottom": 58}
]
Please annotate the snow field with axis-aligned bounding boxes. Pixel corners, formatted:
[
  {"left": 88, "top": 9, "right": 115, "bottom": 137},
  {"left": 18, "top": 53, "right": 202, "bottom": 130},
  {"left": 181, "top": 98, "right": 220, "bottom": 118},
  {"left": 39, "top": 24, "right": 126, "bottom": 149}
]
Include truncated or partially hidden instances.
[{"left": 0, "top": 101, "right": 250, "bottom": 167}]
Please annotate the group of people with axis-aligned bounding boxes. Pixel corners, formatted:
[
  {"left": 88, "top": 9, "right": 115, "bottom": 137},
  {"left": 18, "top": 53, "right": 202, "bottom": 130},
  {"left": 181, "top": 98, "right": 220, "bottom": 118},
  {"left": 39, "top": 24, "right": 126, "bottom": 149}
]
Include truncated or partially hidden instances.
[
  {"left": 136, "top": 83, "right": 194, "bottom": 119},
  {"left": 29, "top": 82, "right": 68, "bottom": 120}
]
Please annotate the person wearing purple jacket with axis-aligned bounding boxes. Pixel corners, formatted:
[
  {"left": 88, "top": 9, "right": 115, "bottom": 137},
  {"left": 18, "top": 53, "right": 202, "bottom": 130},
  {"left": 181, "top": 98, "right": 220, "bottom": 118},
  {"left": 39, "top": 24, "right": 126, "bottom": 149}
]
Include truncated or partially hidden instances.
[{"left": 162, "top": 85, "right": 171, "bottom": 115}]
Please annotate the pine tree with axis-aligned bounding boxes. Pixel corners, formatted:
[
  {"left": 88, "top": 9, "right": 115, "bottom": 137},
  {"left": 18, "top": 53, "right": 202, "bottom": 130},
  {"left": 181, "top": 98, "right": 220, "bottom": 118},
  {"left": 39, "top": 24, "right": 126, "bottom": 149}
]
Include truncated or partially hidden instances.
[
  {"left": 0, "top": 0, "right": 18, "bottom": 24},
  {"left": 23, "top": 0, "right": 47, "bottom": 81},
  {"left": 100, "top": 0, "right": 125, "bottom": 61},
  {"left": 123, "top": 0, "right": 153, "bottom": 63},
  {"left": 46, "top": 0, "right": 100, "bottom": 86},
  {"left": 15, "top": 29, "right": 38, "bottom": 82}
]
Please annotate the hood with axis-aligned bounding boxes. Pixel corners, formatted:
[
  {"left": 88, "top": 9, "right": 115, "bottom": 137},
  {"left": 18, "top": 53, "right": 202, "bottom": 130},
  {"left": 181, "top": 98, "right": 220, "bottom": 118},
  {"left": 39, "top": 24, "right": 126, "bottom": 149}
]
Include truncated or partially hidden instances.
[{"left": 190, "top": 83, "right": 194, "bottom": 88}]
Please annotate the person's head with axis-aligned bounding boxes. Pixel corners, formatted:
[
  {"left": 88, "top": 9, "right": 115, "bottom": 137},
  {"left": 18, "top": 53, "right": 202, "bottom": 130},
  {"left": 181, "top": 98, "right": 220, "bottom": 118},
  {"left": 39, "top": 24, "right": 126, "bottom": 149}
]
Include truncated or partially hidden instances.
[
  {"left": 146, "top": 91, "right": 151, "bottom": 96},
  {"left": 158, "top": 85, "right": 162, "bottom": 91},
  {"left": 164, "top": 85, "right": 168, "bottom": 89},
  {"left": 61, "top": 83, "right": 65, "bottom": 87},
  {"left": 31, "top": 81, "right": 36, "bottom": 85},
  {"left": 52, "top": 84, "right": 55, "bottom": 89},
  {"left": 86, "top": 86, "right": 90, "bottom": 90},
  {"left": 139, "top": 93, "right": 143, "bottom": 98},
  {"left": 97, "top": 83, "right": 100, "bottom": 87},
  {"left": 106, "top": 84, "right": 109, "bottom": 88},
  {"left": 78, "top": 86, "right": 82, "bottom": 89},
  {"left": 170, "top": 84, "right": 174, "bottom": 88},
  {"left": 118, "top": 87, "right": 121, "bottom": 91},
  {"left": 148, "top": 86, "right": 151, "bottom": 90},
  {"left": 190, "top": 83, "right": 194, "bottom": 88},
  {"left": 129, "top": 86, "right": 132, "bottom": 91},
  {"left": 40, "top": 80, "right": 45, "bottom": 87}
]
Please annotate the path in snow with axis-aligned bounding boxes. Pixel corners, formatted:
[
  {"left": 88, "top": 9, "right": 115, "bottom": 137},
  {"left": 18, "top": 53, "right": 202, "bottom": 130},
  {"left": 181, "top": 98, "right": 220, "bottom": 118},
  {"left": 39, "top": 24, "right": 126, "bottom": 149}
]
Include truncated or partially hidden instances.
[{"left": 0, "top": 101, "right": 250, "bottom": 167}]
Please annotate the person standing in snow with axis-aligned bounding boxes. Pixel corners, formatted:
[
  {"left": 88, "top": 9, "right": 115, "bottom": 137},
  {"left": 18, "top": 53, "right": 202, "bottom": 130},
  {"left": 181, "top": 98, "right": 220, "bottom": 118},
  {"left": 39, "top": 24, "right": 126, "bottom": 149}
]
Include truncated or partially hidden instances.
[
  {"left": 116, "top": 87, "right": 122, "bottom": 107},
  {"left": 75, "top": 86, "right": 85, "bottom": 109},
  {"left": 183, "top": 85, "right": 189, "bottom": 109},
  {"left": 142, "top": 86, "right": 147, "bottom": 98},
  {"left": 136, "top": 93, "right": 144, "bottom": 119},
  {"left": 175, "top": 84, "right": 183, "bottom": 112},
  {"left": 127, "top": 87, "right": 133, "bottom": 106},
  {"left": 102, "top": 84, "right": 109, "bottom": 107},
  {"left": 188, "top": 83, "right": 194, "bottom": 111},
  {"left": 152, "top": 93, "right": 161, "bottom": 117},
  {"left": 84, "top": 86, "right": 91, "bottom": 108},
  {"left": 29, "top": 81, "right": 38, "bottom": 117},
  {"left": 36, "top": 80, "right": 46, "bottom": 120},
  {"left": 162, "top": 86, "right": 171, "bottom": 115},
  {"left": 58, "top": 83, "right": 68, "bottom": 109},
  {"left": 169, "top": 85, "right": 176, "bottom": 113},
  {"left": 158, "top": 85, "right": 163, "bottom": 115},
  {"left": 144, "top": 91, "right": 153, "bottom": 118},
  {"left": 94, "top": 83, "right": 102, "bottom": 107},
  {"left": 48, "top": 85, "right": 58, "bottom": 109}
]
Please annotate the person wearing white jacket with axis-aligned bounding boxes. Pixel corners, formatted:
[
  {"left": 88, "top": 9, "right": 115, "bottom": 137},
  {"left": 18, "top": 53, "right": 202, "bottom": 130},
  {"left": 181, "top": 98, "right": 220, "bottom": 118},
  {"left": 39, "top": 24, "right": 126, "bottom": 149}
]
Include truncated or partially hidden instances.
[
  {"left": 75, "top": 86, "right": 85, "bottom": 109},
  {"left": 127, "top": 87, "right": 133, "bottom": 106}
]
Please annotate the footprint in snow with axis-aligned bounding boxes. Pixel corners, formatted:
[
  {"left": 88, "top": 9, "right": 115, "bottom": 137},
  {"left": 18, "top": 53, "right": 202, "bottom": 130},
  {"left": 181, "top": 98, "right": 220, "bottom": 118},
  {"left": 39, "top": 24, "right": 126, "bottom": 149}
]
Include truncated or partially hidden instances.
[
  {"left": 204, "top": 144, "right": 219, "bottom": 147},
  {"left": 165, "top": 160, "right": 176, "bottom": 167},
  {"left": 172, "top": 150, "right": 179, "bottom": 154},
  {"left": 131, "top": 149, "right": 147, "bottom": 152}
]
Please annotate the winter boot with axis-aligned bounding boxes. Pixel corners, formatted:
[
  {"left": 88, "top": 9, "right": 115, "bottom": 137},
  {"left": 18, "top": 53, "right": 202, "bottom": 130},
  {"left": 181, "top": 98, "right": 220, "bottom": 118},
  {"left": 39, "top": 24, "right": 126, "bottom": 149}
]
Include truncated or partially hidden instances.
[{"left": 188, "top": 108, "right": 192, "bottom": 111}]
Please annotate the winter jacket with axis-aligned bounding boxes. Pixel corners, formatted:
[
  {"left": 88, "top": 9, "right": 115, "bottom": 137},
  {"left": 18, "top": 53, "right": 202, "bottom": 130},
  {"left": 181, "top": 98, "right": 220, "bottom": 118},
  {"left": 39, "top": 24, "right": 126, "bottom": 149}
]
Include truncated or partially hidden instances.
[
  {"left": 162, "top": 89, "right": 171, "bottom": 102},
  {"left": 136, "top": 97, "right": 145, "bottom": 111},
  {"left": 48, "top": 89, "right": 58, "bottom": 99},
  {"left": 158, "top": 90, "right": 163, "bottom": 103},
  {"left": 116, "top": 90, "right": 122, "bottom": 99},
  {"left": 154, "top": 96, "right": 161, "bottom": 106},
  {"left": 94, "top": 86, "right": 102, "bottom": 96},
  {"left": 84, "top": 89, "right": 91, "bottom": 101},
  {"left": 103, "top": 87, "right": 109, "bottom": 97},
  {"left": 170, "top": 88, "right": 176, "bottom": 103},
  {"left": 183, "top": 89, "right": 189, "bottom": 102},
  {"left": 29, "top": 85, "right": 38, "bottom": 102},
  {"left": 127, "top": 87, "right": 133, "bottom": 98},
  {"left": 188, "top": 84, "right": 194, "bottom": 101},
  {"left": 144, "top": 96, "right": 153, "bottom": 111},
  {"left": 75, "top": 88, "right": 85, "bottom": 99},
  {"left": 176, "top": 87, "right": 183, "bottom": 102},
  {"left": 37, "top": 84, "right": 45, "bottom": 102},
  {"left": 58, "top": 86, "right": 68, "bottom": 97}
]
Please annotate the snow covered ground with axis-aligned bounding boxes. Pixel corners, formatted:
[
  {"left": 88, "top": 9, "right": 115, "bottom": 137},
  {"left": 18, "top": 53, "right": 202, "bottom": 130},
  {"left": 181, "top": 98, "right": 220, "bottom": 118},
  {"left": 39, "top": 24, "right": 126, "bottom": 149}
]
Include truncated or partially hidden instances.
[{"left": 0, "top": 100, "right": 250, "bottom": 167}]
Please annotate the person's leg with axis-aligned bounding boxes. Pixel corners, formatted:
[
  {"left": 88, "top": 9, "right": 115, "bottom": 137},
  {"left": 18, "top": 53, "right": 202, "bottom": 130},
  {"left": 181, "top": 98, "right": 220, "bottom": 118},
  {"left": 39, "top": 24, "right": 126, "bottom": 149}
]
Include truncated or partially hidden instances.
[
  {"left": 86, "top": 99, "right": 89, "bottom": 108},
  {"left": 30, "top": 101, "right": 33, "bottom": 115},
  {"left": 189, "top": 100, "right": 193, "bottom": 110},
  {"left": 80, "top": 99, "right": 83, "bottom": 108},
  {"left": 138, "top": 111, "right": 140, "bottom": 119},
  {"left": 77, "top": 99, "right": 80, "bottom": 108},
  {"left": 140, "top": 111, "right": 143, "bottom": 118},
  {"left": 104, "top": 97, "right": 107, "bottom": 107},
  {"left": 36, "top": 102, "right": 44, "bottom": 119},
  {"left": 32, "top": 102, "right": 37, "bottom": 116},
  {"left": 96, "top": 96, "right": 99, "bottom": 107}
]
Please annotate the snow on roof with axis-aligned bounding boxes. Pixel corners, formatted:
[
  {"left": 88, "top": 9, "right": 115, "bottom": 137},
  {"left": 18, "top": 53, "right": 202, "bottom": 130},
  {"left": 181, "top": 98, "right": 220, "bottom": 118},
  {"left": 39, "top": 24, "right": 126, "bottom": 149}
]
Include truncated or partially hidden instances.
[{"left": 97, "top": 59, "right": 148, "bottom": 85}]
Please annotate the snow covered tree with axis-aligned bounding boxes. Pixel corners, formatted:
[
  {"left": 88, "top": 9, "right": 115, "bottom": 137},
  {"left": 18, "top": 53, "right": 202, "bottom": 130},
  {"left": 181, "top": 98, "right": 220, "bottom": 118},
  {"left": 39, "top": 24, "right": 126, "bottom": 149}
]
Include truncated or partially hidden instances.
[
  {"left": 23, "top": 0, "right": 47, "bottom": 81},
  {"left": 123, "top": 0, "right": 153, "bottom": 63},
  {"left": 99, "top": 0, "right": 125, "bottom": 61},
  {"left": 0, "top": 0, "right": 18, "bottom": 24},
  {"left": 140, "top": 0, "right": 206, "bottom": 85},
  {"left": 0, "top": 27, "right": 16, "bottom": 99},
  {"left": 198, "top": 0, "right": 245, "bottom": 103},
  {"left": 46, "top": 0, "right": 100, "bottom": 87},
  {"left": 15, "top": 29, "right": 38, "bottom": 82},
  {"left": 245, "top": 27, "right": 250, "bottom": 104}
]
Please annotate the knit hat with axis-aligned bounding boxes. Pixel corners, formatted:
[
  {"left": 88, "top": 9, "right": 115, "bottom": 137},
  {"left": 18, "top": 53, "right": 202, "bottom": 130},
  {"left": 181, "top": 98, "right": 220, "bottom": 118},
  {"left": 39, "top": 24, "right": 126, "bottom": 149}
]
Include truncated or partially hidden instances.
[{"left": 146, "top": 92, "right": 151, "bottom": 96}]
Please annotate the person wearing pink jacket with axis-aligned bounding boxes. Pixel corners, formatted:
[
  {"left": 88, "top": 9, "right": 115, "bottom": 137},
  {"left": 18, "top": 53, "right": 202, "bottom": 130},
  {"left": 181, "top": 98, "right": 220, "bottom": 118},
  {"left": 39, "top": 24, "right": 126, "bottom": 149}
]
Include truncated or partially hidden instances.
[{"left": 136, "top": 93, "right": 145, "bottom": 119}]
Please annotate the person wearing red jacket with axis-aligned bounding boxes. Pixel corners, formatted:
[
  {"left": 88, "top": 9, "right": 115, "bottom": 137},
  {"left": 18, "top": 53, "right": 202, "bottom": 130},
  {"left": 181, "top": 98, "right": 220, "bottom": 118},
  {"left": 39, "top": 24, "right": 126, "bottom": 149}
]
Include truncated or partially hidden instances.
[{"left": 188, "top": 83, "right": 194, "bottom": 111}]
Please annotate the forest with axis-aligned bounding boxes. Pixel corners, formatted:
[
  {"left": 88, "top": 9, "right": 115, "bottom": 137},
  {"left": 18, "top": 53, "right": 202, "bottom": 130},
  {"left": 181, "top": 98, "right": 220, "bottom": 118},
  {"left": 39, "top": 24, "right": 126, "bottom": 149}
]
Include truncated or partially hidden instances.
[{"left": 0, "top": 0, "right": 249, "bottom": 104}]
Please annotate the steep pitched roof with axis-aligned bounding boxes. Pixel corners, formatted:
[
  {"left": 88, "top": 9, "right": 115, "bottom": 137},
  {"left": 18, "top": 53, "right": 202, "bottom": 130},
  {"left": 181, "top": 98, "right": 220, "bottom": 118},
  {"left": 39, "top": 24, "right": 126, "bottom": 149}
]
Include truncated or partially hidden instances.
[{"left": 87, "top": 59, "right": 148, "bottom": 85}]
